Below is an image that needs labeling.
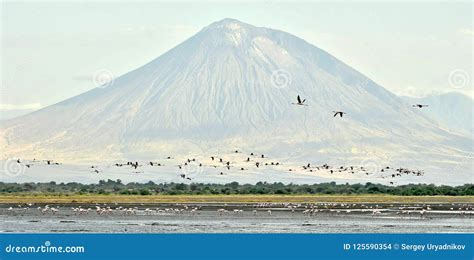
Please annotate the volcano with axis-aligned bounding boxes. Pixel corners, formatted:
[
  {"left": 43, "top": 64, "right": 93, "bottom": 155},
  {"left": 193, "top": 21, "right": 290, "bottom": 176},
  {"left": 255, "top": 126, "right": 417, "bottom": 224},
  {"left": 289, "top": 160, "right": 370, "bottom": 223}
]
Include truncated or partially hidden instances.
[{"left": 1, "top": 19, "right": 471, "bottom": 182}]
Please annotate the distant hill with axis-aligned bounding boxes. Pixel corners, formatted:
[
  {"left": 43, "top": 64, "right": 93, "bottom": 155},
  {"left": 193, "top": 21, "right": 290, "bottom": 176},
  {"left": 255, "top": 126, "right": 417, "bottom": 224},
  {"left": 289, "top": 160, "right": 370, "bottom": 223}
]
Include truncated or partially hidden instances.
[{"left": 402, "top": 92, "right": 473, "bottom": 136}]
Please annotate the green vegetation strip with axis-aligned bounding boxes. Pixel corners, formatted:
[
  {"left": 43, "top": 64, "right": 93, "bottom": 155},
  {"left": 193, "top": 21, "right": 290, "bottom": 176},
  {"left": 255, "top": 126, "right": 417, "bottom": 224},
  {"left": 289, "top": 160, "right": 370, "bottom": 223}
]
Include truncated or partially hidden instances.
[
  {"left": 1, "top": 180, "right": 473, "bottom": 195},
  {"left": 1, "top": 180, "right": 473, "bottom": 204}
]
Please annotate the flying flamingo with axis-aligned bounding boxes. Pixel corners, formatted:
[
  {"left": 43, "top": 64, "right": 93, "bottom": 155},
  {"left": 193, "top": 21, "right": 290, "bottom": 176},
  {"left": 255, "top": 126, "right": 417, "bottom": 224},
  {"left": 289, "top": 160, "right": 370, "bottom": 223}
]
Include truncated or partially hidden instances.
[
  {"left": 292, "top": 95, "right": 307, "bottom": 106},
  {"left": 333, "top": 111, "right": 346, "bottom": 117},
  {"left": 413, "top": 104, "right": 428, "bottom": 108}
]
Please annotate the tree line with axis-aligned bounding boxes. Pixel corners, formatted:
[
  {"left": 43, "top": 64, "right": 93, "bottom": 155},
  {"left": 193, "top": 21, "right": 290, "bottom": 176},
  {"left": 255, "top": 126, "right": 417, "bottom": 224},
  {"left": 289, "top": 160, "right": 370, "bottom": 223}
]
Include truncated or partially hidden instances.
[{"left": 0, "top": 180, "right": 473, "bottom": 196}]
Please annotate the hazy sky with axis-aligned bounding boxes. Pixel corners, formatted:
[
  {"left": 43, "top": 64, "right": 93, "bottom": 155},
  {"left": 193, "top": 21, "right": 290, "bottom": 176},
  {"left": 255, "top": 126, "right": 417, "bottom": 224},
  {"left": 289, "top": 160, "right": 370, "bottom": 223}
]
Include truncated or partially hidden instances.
[{"left": 1, "top": 1, "right": 472, "bottom": 117}]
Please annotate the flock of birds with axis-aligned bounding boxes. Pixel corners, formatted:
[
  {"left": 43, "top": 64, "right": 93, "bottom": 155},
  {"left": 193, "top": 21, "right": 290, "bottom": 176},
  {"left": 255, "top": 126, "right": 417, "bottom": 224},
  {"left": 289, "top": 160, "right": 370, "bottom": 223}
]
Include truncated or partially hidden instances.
[
  {"left": 292, "top": 95, "right": 428, "bottom": 117},
  {"left": 10, "top": 95, "right": 431, "bottom": 184},
  {"left": 13, "top": 149, "right": 424, "bottom": 185},
  {"left": 4, "top": 202, "right": 472, "bottom": 219}
]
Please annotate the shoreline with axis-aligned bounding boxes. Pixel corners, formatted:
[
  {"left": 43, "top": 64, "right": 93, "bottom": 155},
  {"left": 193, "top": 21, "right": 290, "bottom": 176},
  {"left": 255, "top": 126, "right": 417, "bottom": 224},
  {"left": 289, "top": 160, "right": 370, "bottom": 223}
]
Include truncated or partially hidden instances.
[{"left": 1, "top": 194, "right": 473, "bottom": 204}]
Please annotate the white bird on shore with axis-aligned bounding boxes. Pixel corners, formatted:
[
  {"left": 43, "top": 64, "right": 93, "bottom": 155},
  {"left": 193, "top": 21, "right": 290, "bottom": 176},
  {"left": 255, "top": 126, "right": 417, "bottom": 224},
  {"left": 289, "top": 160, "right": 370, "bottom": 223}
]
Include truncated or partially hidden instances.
[
  {"left": 232, "top": 209, "right": 243, "bottom": 215},
  {"left": 372, "top": 209, "right": 381, "bottom": 216},
  {"left": 420, "top": 209, "right": 427, "bottom": 218}
]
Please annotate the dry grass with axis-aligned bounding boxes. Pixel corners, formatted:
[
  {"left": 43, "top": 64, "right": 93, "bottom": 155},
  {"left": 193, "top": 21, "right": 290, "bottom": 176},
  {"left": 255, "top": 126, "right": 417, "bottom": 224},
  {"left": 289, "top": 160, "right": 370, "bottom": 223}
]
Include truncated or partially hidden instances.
[{"left": 1, "top": 194, "right": 473, "bottom": 204}]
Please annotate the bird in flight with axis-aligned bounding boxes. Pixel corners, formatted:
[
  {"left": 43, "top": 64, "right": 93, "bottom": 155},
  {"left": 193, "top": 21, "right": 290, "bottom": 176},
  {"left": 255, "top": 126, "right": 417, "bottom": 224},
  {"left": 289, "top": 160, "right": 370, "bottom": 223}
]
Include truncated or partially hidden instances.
[
  {"left": 333, "top": 111, "right": 346, "bottom": 117},
  {"left": 292, "top": 95, "right": 307, "bottom": 106},
  {"left": 412, "top": 104, "right": 428, "bottom": 108}
]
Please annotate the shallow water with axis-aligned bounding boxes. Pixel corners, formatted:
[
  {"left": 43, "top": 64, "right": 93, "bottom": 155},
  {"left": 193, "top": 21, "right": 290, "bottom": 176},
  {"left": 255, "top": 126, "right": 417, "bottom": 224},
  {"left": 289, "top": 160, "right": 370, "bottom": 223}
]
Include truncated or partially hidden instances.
[{"left": 1, "top": 203, "right": 472, "bottom": 233}]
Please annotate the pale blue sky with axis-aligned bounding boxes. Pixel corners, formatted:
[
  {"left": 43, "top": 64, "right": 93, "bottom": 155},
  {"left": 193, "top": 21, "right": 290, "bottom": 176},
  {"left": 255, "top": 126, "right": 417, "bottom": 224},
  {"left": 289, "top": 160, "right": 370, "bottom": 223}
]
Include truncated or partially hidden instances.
[{"left": 1, "top": 1, "right": 472, "bottom": 116}]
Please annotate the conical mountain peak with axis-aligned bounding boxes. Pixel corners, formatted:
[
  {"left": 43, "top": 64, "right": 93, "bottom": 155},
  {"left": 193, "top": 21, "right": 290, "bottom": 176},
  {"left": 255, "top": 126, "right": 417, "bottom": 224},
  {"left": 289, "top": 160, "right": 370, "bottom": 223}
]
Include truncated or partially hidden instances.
[
  {"left": 199, "top": 18, "right": 261, "bottom": 47},
  {"left": 207, "top": 18, "right": 252, "bottom": 29}
]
